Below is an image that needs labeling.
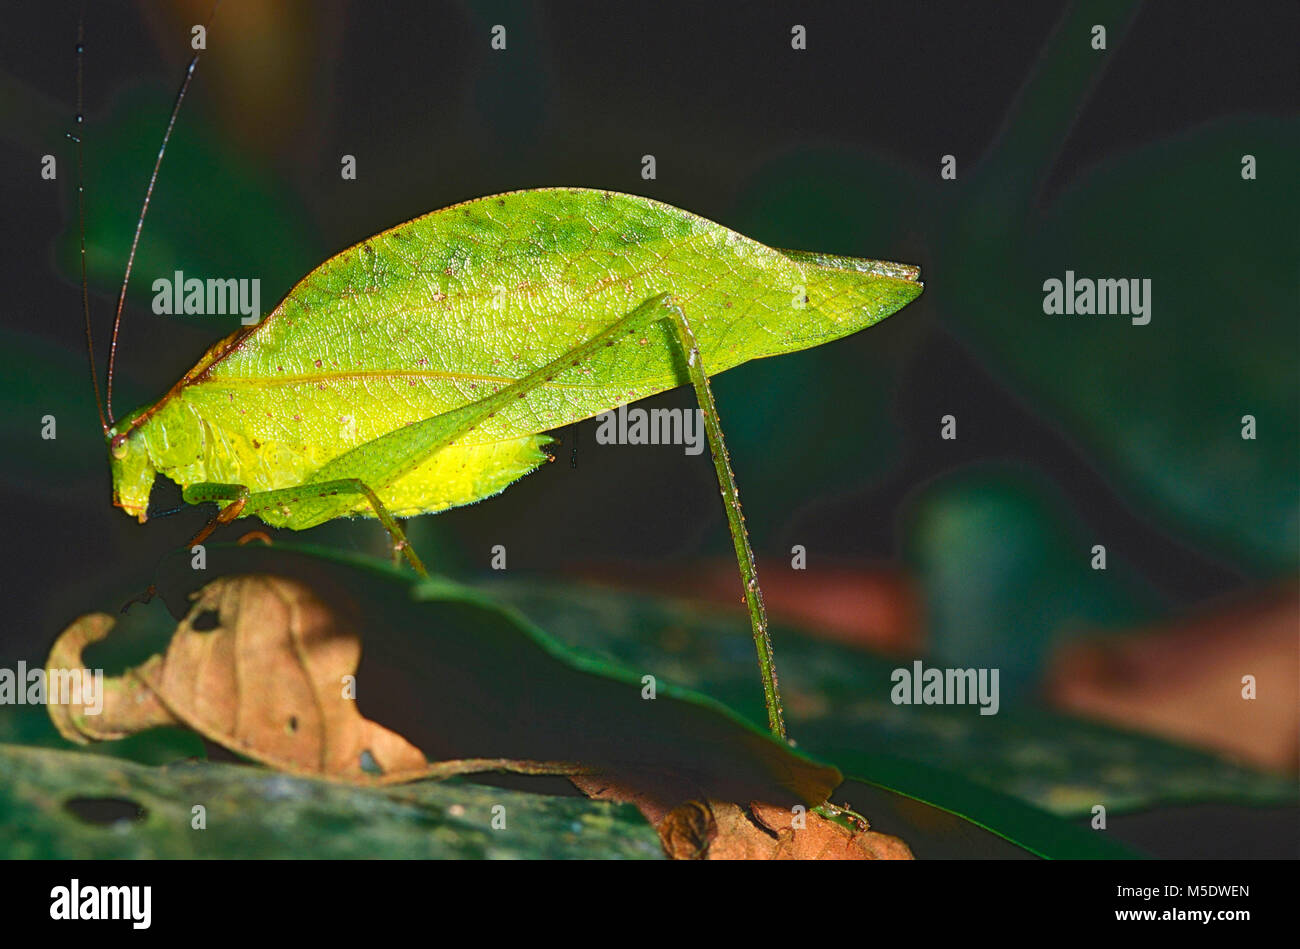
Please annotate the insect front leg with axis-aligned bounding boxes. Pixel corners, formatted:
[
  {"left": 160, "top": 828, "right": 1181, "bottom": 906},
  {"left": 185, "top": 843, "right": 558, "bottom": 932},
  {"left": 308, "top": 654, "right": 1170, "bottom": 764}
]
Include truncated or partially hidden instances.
[
  {"left": 182, "top": 480, "right": 427, "bottom": 576},
  {"left": 118, "top": 486, "right": 248, "bottom": 611}
]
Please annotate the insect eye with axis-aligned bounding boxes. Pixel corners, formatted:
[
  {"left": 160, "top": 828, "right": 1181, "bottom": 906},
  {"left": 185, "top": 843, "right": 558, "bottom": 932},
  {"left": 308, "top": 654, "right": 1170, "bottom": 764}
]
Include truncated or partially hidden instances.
[{"left": 110, "top": 434, "right": 129, "bottom": 459}]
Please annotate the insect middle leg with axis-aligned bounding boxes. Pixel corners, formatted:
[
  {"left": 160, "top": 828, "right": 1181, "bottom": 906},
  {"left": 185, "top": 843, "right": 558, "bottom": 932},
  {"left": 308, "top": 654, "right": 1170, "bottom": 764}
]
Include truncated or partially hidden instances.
[{"left": 182, "top": 479, "right": 427, "bottom": 576}]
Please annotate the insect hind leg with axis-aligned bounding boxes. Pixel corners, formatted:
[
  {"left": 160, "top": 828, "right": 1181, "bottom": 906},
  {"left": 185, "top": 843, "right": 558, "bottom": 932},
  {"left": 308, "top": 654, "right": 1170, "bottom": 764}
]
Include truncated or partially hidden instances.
[
  {"left": 418, "top": 290, "right": 787, "bottom": 739},
  {"left": 649, "top": 296, "right": 785, "bottom": 740}
]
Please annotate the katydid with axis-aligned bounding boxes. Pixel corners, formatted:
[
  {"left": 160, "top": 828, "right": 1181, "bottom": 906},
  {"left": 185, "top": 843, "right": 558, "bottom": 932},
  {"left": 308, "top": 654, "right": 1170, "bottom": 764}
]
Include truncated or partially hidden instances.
[{"left": 73, "top": 24, "right": 923, "bottom": 743}]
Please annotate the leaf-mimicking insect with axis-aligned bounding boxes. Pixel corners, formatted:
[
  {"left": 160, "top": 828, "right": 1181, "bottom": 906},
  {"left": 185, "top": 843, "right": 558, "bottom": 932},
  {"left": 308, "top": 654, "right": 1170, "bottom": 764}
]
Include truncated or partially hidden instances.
[{"left": 72, "top": 12, "right": 923, "bottom": 739}]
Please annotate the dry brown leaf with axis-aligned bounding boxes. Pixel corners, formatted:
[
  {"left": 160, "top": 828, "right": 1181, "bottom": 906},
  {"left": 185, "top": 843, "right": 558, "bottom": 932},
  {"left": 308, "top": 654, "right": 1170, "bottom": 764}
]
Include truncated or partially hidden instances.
[
  {"left": 574, "top": 773, "right": 913, "bottom": 860},
  {"left": 661, "top": 800, "right": 913, "bottom": 860},
  {"left": 570, "top": 770, "right": 711, "bottom": 826},
  {"left": 47, "top": 576, "right": 582, "bottom": 786},
  {"left": 657, "top": 800, "right": 717, "bottom": 859},
  {"left": 1045, "top": 584, "right": 1300, "bottom": 771},
  {"left": 138, "top": 575, "right": 430, "bottom": 781}
]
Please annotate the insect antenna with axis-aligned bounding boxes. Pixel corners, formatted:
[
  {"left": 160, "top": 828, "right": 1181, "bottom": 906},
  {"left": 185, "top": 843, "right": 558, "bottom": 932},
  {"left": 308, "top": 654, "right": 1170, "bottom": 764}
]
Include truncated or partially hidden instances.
[
  {"left": 103, "top": 1, "right": 222, "bottom": 426},
  {"left": 69, "top": 8, "right": 107, "bottom": 436}
]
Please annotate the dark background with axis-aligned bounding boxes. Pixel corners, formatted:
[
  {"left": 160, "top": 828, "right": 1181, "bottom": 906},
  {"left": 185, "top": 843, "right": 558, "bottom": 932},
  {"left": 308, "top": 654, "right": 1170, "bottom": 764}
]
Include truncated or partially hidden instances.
[{"left": 0, "top": 1, "right": 1296, "bottom": 856}]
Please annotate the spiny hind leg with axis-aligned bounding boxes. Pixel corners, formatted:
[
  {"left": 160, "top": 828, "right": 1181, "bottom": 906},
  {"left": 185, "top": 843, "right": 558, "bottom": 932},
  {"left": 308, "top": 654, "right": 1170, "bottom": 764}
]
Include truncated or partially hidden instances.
[
  {"left": 183, "top": 480, "right": 427, "bottom": 576},
  {"left": 418, "top": 291, "right": 786, "bottom": 738},
  {"left": 649, "top": 296, "right": 785, "bottom": 740}
]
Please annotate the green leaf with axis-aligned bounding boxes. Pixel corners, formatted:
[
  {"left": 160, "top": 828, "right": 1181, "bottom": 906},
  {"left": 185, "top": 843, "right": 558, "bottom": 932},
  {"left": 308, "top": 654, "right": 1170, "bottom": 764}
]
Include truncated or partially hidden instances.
[
  {"left": 0, "top": 744, "right": 662, "bottom": 859},
  {"left": 480, "top": 578, "right": 1296, "bottom": 824},
  {"left": 23, "top": 543, "right": 1073, "bottom": 858},
  {"left": 828, "top": 762, "right": 1138, "bottom": 860}
]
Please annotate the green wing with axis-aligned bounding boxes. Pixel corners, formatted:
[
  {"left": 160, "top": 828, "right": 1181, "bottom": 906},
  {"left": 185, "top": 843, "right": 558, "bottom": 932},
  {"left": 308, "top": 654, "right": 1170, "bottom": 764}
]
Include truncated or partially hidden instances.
[{"left": 147, "top": 188, "right": 921, "bottom": 519}]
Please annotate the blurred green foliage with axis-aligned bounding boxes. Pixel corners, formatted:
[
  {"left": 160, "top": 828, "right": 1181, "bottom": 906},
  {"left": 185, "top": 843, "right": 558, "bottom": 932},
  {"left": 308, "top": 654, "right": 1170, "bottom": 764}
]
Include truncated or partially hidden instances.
[
  {"left": 904, "top": 463, "right": 1152, "bottom": 697},
  {"left": 61, "top": 90, "right": 320, "bottom": 326},
  {"left": 944, "top": 116, "right": 1298, "bottom": 574}
]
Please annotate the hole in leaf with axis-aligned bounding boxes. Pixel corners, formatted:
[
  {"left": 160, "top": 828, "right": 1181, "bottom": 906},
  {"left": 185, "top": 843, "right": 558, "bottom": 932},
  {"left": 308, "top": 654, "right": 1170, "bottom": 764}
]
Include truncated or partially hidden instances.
[
  {"left": 190, "top": 608, "right": 221, "bottom": 632},
  {"left": 64, "top": 797, "right": 147, "bottom": 826}
]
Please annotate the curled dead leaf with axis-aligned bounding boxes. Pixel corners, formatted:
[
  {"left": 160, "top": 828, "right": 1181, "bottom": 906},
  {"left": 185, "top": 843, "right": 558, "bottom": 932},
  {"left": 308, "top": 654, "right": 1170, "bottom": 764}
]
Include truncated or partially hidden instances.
[
  {"left": 138, "top": 574, "right": 431, "bottom": 781},
  {"left": 46, "top": 613, "right": 177, "bottom": 744}
]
